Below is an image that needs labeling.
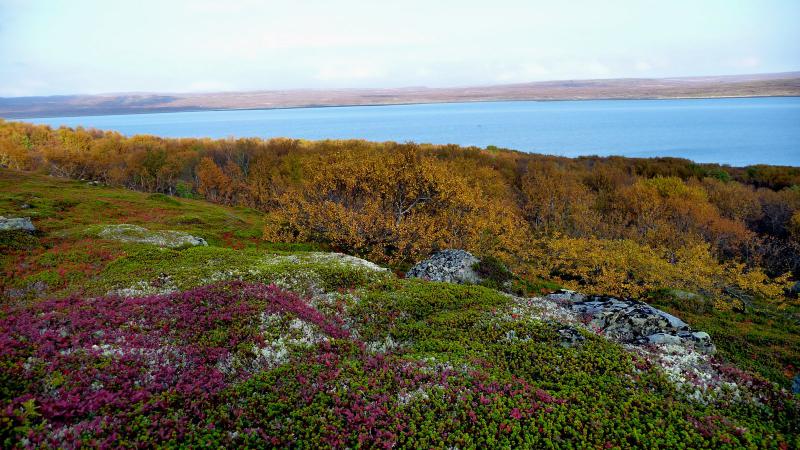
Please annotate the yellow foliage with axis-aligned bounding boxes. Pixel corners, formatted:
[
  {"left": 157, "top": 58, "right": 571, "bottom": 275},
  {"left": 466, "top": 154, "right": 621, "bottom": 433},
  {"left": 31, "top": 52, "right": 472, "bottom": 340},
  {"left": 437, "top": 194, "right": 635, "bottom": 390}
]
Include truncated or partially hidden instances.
[
  {"left": 522, "top": 236, "right": 789, "bottom": 306},
  {"left": 265, "top": 143, "right": 526, "bottom": 264}
]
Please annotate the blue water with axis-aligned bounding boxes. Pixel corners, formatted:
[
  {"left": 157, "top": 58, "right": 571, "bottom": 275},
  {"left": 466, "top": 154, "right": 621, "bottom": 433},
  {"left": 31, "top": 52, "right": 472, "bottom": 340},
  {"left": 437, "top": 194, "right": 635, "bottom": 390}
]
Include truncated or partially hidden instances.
[{"left": 22, "top": 97, "right": 800, "bottom": 166}]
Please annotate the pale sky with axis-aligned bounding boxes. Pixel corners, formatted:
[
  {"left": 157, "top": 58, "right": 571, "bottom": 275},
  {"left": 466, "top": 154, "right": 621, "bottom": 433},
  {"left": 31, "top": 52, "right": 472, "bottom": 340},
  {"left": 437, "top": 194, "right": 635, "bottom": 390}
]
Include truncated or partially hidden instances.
[{"left": 1, "top": 0, "right": 798, "bottom": 96}]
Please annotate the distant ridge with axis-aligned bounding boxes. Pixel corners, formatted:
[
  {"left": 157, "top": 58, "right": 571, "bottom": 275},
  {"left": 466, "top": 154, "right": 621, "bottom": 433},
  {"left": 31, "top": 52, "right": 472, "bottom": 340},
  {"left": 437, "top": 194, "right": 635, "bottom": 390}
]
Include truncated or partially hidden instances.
[{"left": 2, "top": 72, "right": 799, "bottom": 119}]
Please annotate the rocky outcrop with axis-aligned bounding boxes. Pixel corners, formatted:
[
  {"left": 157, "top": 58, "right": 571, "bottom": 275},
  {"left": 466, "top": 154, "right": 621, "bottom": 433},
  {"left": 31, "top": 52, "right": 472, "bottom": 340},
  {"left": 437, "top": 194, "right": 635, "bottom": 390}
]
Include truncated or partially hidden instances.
[
  {"left": 407, "top": 250, "right": 716, "bottom": 355},
  {"left": 556, "top": 326, "right": 586, "bottom": 348},
  {"left": 405, "top": 249, "right": 481, "bottom": 284},
  {"left": 0, "top": 216, "right": 35, "bottom": 232},
  {"left": 97, "top": 224, "right": 207, "bottom": 248},
  {"left": 548, "top": 290, "right": 715, "bottom": 354}
]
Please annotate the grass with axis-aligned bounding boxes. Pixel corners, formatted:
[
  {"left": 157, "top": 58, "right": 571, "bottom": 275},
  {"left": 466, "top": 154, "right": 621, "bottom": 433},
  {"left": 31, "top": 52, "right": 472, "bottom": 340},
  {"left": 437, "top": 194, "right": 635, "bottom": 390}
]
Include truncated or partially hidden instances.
[
  {"left": 0, "top": 169, "right": 266, "bottom": 246},
  {"left": 0, "top": 169, "right": 326, "bottom": 301}
]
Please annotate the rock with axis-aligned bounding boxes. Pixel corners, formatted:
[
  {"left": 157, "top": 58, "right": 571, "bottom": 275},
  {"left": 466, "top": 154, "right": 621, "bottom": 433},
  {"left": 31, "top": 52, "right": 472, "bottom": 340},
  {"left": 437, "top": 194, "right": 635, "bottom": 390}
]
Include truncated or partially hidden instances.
[
  {"left": 557, "top": 326, "right": 586, "bottom": 348},
  {"left": 0, "top": 216, "right": 36, "bottom": 232},
  {"left": 546, "top": 289, "right": 587, "bottom": 303},
  {"left": 4, "top": 280, "right": 48, "bottom": 300},
  {"left": 306, "top": 252, "right": 389, "bottom": 273},
  {"left": 97, "top": 224, "right": 207, "bottom": 248},
  {"left": 406, "top": 249, "right": 482, "bottom": 284},
  {"left": 647, "top": 333, "right": 682, "bottom": 346},
  {"left": 790, "top": 282, "right": 800, "bottom": 298},
  {"left": 550, "top": 290, "right": 716, "bottom": 354}
]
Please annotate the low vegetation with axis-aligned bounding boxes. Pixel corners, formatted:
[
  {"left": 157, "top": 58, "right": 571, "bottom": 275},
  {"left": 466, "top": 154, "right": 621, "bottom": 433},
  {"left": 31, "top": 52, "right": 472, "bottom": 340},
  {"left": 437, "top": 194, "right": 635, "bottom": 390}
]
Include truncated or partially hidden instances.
[
  {"left": 3, "top": 278, "right": 798, "bottom": 448},
  {"left": 0, "top": 123, "right": 799, "bottom": 447}
]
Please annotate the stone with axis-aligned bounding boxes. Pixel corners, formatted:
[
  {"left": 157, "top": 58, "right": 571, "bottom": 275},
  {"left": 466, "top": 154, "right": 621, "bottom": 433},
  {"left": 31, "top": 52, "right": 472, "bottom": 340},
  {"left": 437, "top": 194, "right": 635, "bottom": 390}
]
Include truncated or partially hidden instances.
[
  {"left": 647, "top": 333, "right": 682, "bottom": 346},
  {"left": 405, "top": 249, "right": 482, "bottom": 284},
  {"left": 0, "top": 216, "right": 36, "bottom": 232},
  {"left": 97, "top": 224, "right": 207, "bottom": 248},
  {"left": 557, "top": 326, "right": 586, "bottom": 348},
  {"left": 555, "top": 292, "right": 716, "bottom": 354},
  {"left": 546, "top": 289, "right": 586, "bottom": 303}
]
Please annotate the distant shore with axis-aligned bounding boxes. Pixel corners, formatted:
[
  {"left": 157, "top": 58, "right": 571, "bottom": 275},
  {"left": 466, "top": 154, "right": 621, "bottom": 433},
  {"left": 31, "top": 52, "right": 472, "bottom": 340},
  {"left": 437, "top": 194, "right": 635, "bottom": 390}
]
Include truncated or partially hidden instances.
[
  {"left": 4, "top": 93, "right": 800, "bottom": 120},
  {"left": 2, "top": 71, "right": 799, "bottom": 119}
]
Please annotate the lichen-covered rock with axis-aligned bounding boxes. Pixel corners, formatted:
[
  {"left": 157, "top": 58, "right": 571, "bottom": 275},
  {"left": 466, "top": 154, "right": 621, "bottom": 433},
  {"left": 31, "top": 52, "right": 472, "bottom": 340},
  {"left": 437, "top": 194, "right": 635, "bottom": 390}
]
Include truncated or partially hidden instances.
[
  {"left": 97, "top": 224, "right": 207, "bottom": 248},
  {"left": 304, "top": 252, "right": 388, "bottom": 273},
  {"left": 557, "top": 326, "right": 586, "bottom": 348},
  {"left": 405, "top": 249, "right": 481, "bottom": 284},
  {"left": 549, "top": 290, "right": 716, "bottom": 354},
  {"left": 0, "top": 216, "right": 35, "bottom": 232}
]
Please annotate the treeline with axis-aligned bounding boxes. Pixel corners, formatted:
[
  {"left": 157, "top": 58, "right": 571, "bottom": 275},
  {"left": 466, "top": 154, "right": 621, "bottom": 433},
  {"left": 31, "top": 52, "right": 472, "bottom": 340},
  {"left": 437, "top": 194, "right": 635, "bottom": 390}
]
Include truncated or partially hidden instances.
[{"left": 1, "top": 120, "right": 798, "bottom": 304}]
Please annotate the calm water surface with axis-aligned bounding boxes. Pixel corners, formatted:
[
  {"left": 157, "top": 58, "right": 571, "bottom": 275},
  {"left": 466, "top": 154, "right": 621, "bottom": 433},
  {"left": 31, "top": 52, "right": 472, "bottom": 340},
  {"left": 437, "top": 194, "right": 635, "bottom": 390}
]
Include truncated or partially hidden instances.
[{"left": 23, "top": 97, "right": 800, "bottom": 166}]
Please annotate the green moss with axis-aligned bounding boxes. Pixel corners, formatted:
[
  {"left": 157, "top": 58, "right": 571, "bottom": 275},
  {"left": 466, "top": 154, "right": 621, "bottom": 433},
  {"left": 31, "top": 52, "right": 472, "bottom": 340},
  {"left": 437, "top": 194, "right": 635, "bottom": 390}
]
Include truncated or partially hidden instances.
[
  {"left": 351, "top": 279, "right": 508, "bottom": 360},
  {"left": 147, "top": 193, "right": 181, "bottom": 206},
  {"left": 168, "top": 215, "right": 205, "bottom": 226},
  {"left": 88, "top": 245, "right": 391, "bottom": 297},
  {"left": 474, "top": 256, "right": 560, "bottom": 297},
  {"left": 474, "top": 255, "right": 514, "bottom": 285},
  {"left": 0, "top": 230, "right": 39, "bottom": 252}
]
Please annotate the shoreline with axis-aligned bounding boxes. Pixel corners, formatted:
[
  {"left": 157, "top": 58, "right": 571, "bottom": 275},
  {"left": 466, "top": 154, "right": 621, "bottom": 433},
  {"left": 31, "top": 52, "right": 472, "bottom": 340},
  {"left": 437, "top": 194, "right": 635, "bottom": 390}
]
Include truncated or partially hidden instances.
[{"left": 4, "top": 93, "right": 800, "bottom": 120}]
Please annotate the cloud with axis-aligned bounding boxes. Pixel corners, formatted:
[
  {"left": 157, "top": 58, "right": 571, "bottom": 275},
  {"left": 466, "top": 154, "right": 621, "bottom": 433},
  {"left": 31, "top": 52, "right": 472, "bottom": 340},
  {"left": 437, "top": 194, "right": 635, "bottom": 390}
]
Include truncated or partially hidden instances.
[
  {"left": 315, "top": 63, "right": 387, "bottom": 81},
  {"left": 735, "top": 56, "right": 761, "bottom": 69}
]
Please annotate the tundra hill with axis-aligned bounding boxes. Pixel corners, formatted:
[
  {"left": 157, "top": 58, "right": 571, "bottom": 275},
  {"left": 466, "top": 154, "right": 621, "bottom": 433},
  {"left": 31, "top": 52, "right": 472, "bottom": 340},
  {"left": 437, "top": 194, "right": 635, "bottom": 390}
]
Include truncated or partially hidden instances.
[
  {"left": 0, "top": 169, "right": 798, "bottom": 448},
  {"left": 2, "top": 72, "right": 799, "bottom": 118}
]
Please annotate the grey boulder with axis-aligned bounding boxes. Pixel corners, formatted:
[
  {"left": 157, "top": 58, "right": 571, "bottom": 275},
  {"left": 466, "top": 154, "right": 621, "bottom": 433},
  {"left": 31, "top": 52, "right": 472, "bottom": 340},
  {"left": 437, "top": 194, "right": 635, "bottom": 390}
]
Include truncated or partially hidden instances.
[
  {"left": 405, "top": 249, "right": 482, "bottom": 284},
  {"left": 549, "top": 290, "right": 716, "bottom": 354},
  {"left": 0, "top": 216, "right": 36, "bottom": 232}
]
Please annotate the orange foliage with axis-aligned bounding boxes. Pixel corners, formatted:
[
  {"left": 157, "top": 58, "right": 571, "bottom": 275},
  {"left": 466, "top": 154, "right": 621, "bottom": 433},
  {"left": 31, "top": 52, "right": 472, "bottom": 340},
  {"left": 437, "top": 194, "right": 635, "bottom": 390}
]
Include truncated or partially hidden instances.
[{"left": 0, "top": 120, "right": 797, "bottom": 301}]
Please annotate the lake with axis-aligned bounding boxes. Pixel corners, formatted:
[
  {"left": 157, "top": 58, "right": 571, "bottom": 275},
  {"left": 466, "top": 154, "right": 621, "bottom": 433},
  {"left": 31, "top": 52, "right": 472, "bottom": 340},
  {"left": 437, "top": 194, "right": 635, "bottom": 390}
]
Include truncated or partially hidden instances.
[{"left": 22, "top": 96, "right": 800, "bottom": 167}]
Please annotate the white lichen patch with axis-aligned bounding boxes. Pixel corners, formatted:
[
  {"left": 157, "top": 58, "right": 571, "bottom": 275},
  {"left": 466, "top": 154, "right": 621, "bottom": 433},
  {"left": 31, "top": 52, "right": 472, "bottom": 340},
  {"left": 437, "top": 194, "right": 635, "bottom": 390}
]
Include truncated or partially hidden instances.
[
  {"left": 196, "top": 252, "right": 389, "bottom": 296},
  {"left": 97, "top": 224, "right": 207, "bottom": 248},
  {"left": 366, "top": 334, "right": 400, "bottom": 354},
  {"left": 504, "top": 295, "right": 582, "bottom": 325},
  {"left": 625, "top": 342, "right": 739, "bottom": 400},
  {"left": 397, "top": 387, "right": 430, "bottom": 405},
  {"left": 304, "top": 252, "right": 389, "bottom": 273},
  {"left": 220, "top": 312, "right": 331, "bottom": 375},
  {"left": 107, "top": 277, "right": 178, "bottom": 298}
]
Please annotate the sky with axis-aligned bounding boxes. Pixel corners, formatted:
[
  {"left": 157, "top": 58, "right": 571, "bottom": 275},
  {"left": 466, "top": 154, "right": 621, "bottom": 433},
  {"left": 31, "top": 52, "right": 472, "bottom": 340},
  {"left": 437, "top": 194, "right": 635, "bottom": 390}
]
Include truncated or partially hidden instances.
[{"left": 1, "top": 0, "right": 799, "bottom": 97}]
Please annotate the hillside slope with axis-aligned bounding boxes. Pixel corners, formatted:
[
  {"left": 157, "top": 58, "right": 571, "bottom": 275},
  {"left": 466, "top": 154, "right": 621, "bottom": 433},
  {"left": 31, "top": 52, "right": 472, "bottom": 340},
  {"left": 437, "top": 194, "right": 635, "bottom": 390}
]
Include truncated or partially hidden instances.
[
  {"left": 2, "top": 72, "right": 799, "bottom": 118},
  {"left": 1, "top": 170, "right": 798, "bottom": 448}
]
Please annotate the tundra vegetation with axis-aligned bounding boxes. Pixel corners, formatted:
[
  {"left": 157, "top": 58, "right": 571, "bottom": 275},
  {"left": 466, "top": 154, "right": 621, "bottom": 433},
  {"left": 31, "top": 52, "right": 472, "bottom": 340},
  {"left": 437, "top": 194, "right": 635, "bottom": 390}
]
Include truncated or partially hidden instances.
[{"left": 0, "top": 120, "right": 799, "bottom": 448}]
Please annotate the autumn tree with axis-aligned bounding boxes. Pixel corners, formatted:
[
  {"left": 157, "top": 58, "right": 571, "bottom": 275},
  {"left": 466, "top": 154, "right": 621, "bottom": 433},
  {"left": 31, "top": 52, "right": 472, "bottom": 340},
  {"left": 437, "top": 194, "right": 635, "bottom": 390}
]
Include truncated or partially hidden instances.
[
  {"left": 196, "top": 156, "right": 231, "bottom": 203},
  {"left": 265, "top": 142, "right": 524, "bottom": 264}
]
